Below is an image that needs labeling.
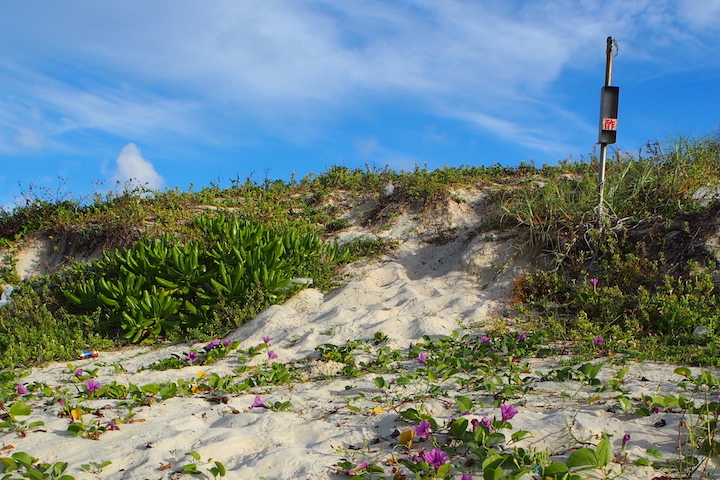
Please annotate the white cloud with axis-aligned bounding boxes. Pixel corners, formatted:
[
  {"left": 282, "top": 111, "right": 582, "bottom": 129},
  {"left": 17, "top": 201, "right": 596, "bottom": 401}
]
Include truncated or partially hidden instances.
[
  {"left": 110, "top": 143, "right": 165, "bottom": 192},
  {"left": 15, "top": 127, "right": 42, "bottom": 149},
  {"left": 1, "top": 1, "right": 719, "bottom": 157}
]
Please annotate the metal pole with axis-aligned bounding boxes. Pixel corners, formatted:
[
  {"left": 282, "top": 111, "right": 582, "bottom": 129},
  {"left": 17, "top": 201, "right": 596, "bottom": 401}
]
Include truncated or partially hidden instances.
[{"left": 597, "top": 37, "right": 615, "bottom": 220}]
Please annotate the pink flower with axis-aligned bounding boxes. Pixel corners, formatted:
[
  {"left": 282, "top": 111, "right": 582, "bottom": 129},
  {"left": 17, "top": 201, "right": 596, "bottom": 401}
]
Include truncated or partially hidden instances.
[
  {"left": 480, "top": 336, "right": 491, "bottom": 343},
  {"left": 622, "top": 434, "right": 631, "bottom": 446},
  {"left": 500, "top": 403, "right": 518, "bottom": 421},
  {"left": 421, "top": 449, "right": 448, "bottom": 469},
  {"left": 262, "top": 336, "right": 272, "bottom": 344},
  {"left": 593, "top": 336, "right": 604, "bottom": 345},
  {"left": 589, "top": 278, "right": 599, "bottom": 288},
  {"left": 413, "top": 420, "right": 432, "bottom": 439},
  {"left": 186, "top": 351, "right": 199, "bottom": 363},
  {"left": 17, "top": 383, "right": 28, "bottom": 395},
  {"left": 480, "top": 417, "right": 492, "bottom": 429},
  {"left": 84, "top": 380, "right": 101, "bottom": 394},
  {"left": 107, "top": 421, "right": 120, "bottom": 431},
  {"left": 251, "top": 396, "right": 268, "bottom": 408},
  {"left": 268, "top": 351, "right": 278, "bottom": 360},
  {"left": 416, "top": 353, "right": 428, "bottom": 364},
  {"left": 206, "top": 339, "right": 221, "bottom": 350},
  {"left": 74, "top": 369, "right": 84, "bottom": 377},
  {"left": 461, "top": 475, "right": 474, "bottom": 480},
  {"left": 223, "top": 340, "right": 232, "bottom": 347}
]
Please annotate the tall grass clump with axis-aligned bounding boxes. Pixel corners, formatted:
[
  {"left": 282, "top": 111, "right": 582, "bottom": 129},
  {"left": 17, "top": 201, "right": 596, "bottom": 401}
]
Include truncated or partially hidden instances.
[{"left": 502, "top": 136, "right": 720, "bottom": 363}]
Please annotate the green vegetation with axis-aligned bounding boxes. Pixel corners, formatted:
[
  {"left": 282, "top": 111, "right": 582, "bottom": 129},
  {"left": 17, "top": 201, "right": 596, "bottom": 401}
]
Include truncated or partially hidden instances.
[
  {"left": 1, "top": 135, "right": 720, "bottom": 370},
  {"left": 3, "top": 331, "right": 720, "bottom": 479},
  {"left": 501, "top": 136, "right": 720, "bottom": 365}
]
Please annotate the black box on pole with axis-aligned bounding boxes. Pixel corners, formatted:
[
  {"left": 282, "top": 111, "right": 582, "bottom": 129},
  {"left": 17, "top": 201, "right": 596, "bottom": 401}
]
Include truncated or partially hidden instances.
[{"left": 598, "top": 86, "right": 619, "bottom": 144}]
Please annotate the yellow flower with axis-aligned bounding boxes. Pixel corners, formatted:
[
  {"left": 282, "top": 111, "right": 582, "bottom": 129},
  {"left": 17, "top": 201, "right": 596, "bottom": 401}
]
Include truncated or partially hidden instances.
[
  {"left": 372, "top": 406, "right": 385, "bottom": 415},
  {"left": 191, "top": 385, "right": 203, "bottom": 394},
  {"left": 70, "top": 408, "right": 83, "bottom": 421},
  {"left": 399, "top": 429, "right": 415, "bottom": 447},
  {"left": 196, "top": 371, "right": 207, "bottom": 378}
]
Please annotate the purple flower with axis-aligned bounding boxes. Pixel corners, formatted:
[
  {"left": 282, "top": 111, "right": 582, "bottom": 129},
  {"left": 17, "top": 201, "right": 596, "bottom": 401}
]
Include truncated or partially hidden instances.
[
  {"left": 186, "top": 351, "right": 199, "bottom": 363},
  {"left": 416, "top": 353, "right": 428, "bottom": 364},
  {"left": 251, "top": 396, "right": 268, "bottom": 408},
  {"left": 421, "top": 448, "right": 448, "bottom": 470},
  {"left": 480, "top": 336, "right": 491, "bottom": 343},
  {"left": 223, "top": 340, "right": 232, "bottom": 347},
  {"left": 500, "top": 404, "right": 518, "bottom": 421},
  {"left": 268, "top": 351, "right": 278, "bottom": 360},
  {"left": 517, "top": 333, "right": 527, "bottom": 341},
  {"left": 107, "top": 421, "right": 120, "bottom": 431},
  {"left": 17, "top": 383, "right": 28, "bottom": 395},
  {"left": 622, "top": 434, "right": 631, "bottom": 446},
  {"left": 480, "top": 417, "right": 492, "bottom": 429},
  {"left": 589, "top": 278, "right": 599, "bottom": 288},
  {"left": 206, "top": 339, "right": 221, "bottom": 350},
  {"left": 471, "top": 418, "right": 479, "bottom": 432},
  {"left": 652, "top": 407, "right": 660, "bottom": 414},
  {"left": 461, "top": 475, "right": 474, "bottom": 480},
  {"left": 413, "top": 420, "right": 432, "bottom": 439},
  {"left": 262, "top": 336, "right": 272, "bottom": 344},
  {"left": 356, "top": 462, "right": 370, "bottom": 469},
  {"left": 74, "top": 369, "right": 84, "bottom": 377},
  {"left": 84, "top": 380, "right": 101, "bottom": 394},
  {"left": 593, "top": 336, "right": 604, "bottom": 345}
]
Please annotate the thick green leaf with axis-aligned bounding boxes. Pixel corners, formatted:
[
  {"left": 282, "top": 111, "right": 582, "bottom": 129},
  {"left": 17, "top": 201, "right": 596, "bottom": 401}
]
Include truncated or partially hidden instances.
[
  {"left": 8, "top": 401, "right": 31, "bottom": 417},
  {"left": 566, "top": 447, "right": 598, "bottom": 470},
  {"left": 483, "top": 466, "right": 502, "bottom": 480},
  {"left": 455, "top": 395, "right": 474, "bottom": 413},
  {"left": 543, "top": 462, "right": 569, "bottom": 474},
  {"left": 596, "top": 433, "right": 613, "bottom": 467}
]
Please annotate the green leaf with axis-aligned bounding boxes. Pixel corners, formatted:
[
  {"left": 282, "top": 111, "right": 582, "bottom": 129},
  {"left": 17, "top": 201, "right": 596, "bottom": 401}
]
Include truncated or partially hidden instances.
[
  {"left": 596, "top": 433, "right": 613, "bottom": 467},
  {"left": 674, "top": 367, "right": 692, "bottom": 377},
  {"left": 185, "top": 451, "right": 201, "bottom": 461},
  {"left": 52, "top": 462, "right": 68, "bottom": 476},
  {"left": 450, "top": 417, "right": 469, "bottom": 439},
  {"left": 635, "top": 458, "right": 651, "bottom": 466},
  {"left": 483, "top": 466, "right": 502, "bottom": 480},
  {"left": 485, "top": 432, "right": 506, "bottom": 447},
  {"left": 213, "top": 461, "right": 226, "bottom": 476},
  {"left": 182, "top": 464, "right": 201, "bottom": 475},
  {"left": 67, "top": 423, "right": 85, "bottom": 436},
  {"left": 566, "top": 448, "right": 598, "bottom": 470},
  {"left": 511, "top": 430, "right": 532, "bottom": 442},
  {"left": 11, "top": 452, "right": 36, "bottom": 469},
  {"left": 373, "top": 377, "right": 386, "bottom": 389},
  {"left": 8, "top": 401, "right": 31, "bottom": 417},
  {"left": 455, "top": 395, "right": 474, "bottom": 413},
  {"left": 646, "top": 448, "right": 663, "bottom": 458},
  {"left": 543, "top": 462, "right": 569, "bottom": 475},
  {"left": 0, "top": 457, "right": 18, "bottom": 471},
  {"left": 23, "top": 469, "right": 44, "bottom": 480}
]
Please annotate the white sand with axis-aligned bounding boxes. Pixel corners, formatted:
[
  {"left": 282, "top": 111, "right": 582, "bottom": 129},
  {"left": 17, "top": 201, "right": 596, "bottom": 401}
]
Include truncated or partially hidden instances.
[{"left": 2, "top": 200, "right": 713, "bottom": 479}]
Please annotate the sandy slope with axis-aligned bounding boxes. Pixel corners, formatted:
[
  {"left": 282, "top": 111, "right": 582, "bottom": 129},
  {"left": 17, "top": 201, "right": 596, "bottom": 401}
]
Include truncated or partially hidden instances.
[{"left": 1, "top": 192, "right": 710, "bottom": 479}]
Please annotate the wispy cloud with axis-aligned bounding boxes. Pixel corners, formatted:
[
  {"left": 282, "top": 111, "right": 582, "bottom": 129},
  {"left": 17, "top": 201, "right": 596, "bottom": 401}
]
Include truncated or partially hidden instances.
[
  {"left": 110, "top": 143, "right": 165, "bottom": 192},
  {"left": 0, "top": 1, "right": 719, "bottom": 167}
]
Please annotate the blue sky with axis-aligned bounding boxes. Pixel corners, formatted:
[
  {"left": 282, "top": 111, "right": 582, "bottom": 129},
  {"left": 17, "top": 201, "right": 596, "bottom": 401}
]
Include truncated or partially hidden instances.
[{"left": 1, "top": 1, "right": 719, "bottom": 209}]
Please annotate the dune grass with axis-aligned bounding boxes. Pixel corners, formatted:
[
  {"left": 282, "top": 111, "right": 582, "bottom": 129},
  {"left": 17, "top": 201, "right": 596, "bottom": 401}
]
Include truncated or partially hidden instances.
[{"left": 0, "top": 135, "right": 720, "bottom": 369}]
